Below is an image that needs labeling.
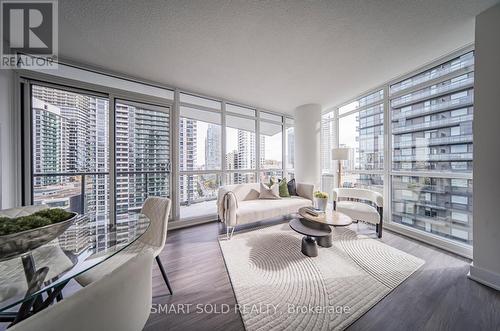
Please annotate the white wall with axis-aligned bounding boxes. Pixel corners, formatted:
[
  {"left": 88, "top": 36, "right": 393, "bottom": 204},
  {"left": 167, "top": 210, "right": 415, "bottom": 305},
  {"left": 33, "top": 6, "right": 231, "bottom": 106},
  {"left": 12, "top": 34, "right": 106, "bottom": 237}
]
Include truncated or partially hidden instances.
[
  {"left": 294, "top": 104, "right": 321, "bottom": 189},
  {"left": 0, "top": 69, "right": 17, "bottom": 209},
  {"left": 469, "top": 3, "right": 500, "bottom": 291}
]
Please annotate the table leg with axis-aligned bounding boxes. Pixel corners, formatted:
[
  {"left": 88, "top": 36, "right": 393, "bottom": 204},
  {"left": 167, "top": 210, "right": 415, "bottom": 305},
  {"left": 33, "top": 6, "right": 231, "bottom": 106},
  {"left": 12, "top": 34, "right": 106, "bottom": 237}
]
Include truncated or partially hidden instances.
[
  {"left": 316, "top": 234, "right": 332, "bottom": 248},
  {"left": 301, "top": 236, "right": 318, "bottom": 257}
]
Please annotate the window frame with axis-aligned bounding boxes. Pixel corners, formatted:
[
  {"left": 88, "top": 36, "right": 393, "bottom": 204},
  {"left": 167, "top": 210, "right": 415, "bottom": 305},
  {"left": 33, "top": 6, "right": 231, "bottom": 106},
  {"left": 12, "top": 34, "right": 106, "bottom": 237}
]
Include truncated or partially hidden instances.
[{"left": 321, "top": 45, "right": 474, "bottom": 258}]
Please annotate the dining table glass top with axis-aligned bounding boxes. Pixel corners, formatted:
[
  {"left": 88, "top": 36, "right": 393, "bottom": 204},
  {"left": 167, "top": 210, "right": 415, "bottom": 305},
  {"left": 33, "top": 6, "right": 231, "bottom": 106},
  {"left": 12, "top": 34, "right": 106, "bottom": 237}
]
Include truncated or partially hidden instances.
[{"left": 0, "top": 212, "right": 150, "bottom": 312}]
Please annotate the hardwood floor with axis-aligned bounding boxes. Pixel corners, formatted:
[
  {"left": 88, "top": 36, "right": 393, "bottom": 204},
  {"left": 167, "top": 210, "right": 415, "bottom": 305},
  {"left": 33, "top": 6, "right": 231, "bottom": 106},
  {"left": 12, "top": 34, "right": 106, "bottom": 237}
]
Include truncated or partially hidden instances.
[{"left": 144, "top": 220, "right": 500, "bottom": 331}]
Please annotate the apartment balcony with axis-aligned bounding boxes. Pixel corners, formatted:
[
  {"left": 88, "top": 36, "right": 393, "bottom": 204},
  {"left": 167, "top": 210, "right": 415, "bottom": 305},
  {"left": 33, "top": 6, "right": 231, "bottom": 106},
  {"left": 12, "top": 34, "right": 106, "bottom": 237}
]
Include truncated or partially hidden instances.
[
  {"left": 391, "top": 95, "right": 474, "bottom": 120},
  {"left": 393, "top": 134, "right": 473, "bottom": 148},
  {"left": 391, "top": 77, "right": 474, "bottom": 108},
  {"left": 392, "top": 114, "right": 473, "bottom": 134},
  {"left": 392, "top": 152, "right": 473, "bottom": 162},
  {"left": 392, "top": 211, "right": 449, "bottom": 227}
]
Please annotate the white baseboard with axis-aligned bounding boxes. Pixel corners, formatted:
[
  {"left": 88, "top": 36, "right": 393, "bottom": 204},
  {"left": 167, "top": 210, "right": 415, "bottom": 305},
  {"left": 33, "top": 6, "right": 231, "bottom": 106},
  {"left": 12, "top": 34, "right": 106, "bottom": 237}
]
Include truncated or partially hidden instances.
[{"left": 468, "top": 262, "right": 500, "bottom": 291}]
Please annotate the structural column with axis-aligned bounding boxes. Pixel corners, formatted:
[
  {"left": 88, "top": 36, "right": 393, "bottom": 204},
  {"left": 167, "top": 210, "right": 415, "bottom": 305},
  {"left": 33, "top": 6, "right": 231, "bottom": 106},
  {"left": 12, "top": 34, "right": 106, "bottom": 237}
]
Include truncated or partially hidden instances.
[
  {"left": 469, "top": 3, "right": 500, "bottom": 291},
  {"left": 294, "top": 104, "right": 321, "bottom": 189}
]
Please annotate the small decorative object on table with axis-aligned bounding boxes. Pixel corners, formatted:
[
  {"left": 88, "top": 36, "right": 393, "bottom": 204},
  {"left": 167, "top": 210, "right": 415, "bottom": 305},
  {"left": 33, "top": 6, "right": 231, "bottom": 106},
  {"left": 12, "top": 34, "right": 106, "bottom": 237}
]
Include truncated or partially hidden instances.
[
  {"left": 0, "top": 208, "right": 78, "bottom": 261},
  {"left": 313, "top": 191, "right": 329, "bottom": 211}
]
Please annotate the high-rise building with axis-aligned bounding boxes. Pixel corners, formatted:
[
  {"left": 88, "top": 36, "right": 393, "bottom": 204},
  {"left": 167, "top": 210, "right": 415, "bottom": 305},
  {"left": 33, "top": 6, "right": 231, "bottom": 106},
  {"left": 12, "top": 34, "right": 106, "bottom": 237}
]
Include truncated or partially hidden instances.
[
  {"left": 390, "top": 52, "right": 474, "bottom": 244},
  {"left": 205, "top": 124, "right": 221, "bottom": 170},
  {"left": 32, "top": 86, "right": 108, "bottom": 214},
  {"left": 179, "top": 118, "right": 197, "bottom": 204}
]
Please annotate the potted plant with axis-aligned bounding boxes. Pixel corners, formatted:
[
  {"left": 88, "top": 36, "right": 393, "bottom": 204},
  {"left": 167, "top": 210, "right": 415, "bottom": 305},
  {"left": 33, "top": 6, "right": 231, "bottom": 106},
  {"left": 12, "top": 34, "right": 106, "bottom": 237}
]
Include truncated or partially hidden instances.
[{"left": 313, "top": 191, "right": 329, "bottom": 211}]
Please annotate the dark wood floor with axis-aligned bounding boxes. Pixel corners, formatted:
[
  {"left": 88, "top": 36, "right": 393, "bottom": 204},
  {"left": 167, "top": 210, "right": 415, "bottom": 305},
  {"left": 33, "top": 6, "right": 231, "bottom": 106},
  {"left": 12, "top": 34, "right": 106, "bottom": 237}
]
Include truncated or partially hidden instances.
[{"left": 144, "top": 220, "right": 500, "bottom": 331}]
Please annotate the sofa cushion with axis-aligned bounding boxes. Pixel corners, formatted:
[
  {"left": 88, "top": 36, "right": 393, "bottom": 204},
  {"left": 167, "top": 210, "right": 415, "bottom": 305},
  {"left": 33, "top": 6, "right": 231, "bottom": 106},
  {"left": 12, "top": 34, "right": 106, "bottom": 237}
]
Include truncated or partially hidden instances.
[
  {"left": 278, "top": 178, "right": 290, "bottom": 197},
  {"left": 336, "top": 201, "right": 380, "bottom": 224},
  {"left": 287, "top": 178, "right": 298, "bottom": 196},
  {"left": 236, "top": 196, "right": 312, "bottom": 225},
  {"left": 259, "top": 183, "right": 280, "bottom": 199}
]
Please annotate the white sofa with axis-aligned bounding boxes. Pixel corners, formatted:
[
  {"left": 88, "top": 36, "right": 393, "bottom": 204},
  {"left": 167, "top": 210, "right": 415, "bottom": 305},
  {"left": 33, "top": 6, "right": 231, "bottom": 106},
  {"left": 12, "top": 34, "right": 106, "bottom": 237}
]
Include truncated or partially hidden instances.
[
  {"left": 217, "top": 182, "right": 314, "bottom": 237},
  {"left": 332, "top": 188, "right": 384, "bottom": 238}
]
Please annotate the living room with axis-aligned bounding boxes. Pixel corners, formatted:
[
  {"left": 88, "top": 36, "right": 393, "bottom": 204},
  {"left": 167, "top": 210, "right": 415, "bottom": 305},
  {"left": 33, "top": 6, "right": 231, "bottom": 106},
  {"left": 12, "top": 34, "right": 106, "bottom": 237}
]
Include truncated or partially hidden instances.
[{"left": 0, "top": 1, "right": 499, "bottom": 330}]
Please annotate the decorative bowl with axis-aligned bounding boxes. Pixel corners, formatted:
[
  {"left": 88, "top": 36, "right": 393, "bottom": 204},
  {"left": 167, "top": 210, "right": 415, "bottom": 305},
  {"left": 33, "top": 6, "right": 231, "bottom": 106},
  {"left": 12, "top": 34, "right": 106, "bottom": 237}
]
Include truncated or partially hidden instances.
[{"left": 0, "top": 212, "right": 78, "bottom": 261}]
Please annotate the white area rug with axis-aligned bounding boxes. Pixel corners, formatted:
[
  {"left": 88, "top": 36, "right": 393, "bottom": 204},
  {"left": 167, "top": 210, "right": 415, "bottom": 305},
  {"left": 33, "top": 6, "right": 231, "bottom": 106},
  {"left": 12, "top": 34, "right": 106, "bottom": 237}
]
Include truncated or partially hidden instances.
[{"left": 219, "top": 223, "right": 424, "bottom": 331}]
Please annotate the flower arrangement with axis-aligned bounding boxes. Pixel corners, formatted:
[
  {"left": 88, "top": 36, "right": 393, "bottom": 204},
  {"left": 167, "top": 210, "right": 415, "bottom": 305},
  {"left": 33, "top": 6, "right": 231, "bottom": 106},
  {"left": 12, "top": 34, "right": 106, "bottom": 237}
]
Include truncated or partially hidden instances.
[{"left": 314, "top": 191, "right": 329, "bottom": 199}]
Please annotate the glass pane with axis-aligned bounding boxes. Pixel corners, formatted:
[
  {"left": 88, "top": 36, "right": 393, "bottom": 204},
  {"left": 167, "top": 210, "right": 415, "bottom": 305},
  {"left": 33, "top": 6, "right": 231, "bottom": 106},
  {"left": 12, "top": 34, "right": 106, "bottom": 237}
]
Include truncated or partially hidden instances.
[
  {"left": 226, "top": 122, "right": 256, "bottom": 170},
  {"left": 260, "top": 112, "right": 282, "bottom": 122},
  {"left": 116, "top": 101, "right": 170, "bottom": 172},
  {"left": 392, "top": 176, "right": 472, "bottom": 245},
  {"left": 33, "top": 175, "right": 83, "bottom": 213},
  {"left": 341, "top": 173, "right": 383, "bottom": 194},
  {"left": 390, "top": 52, "right": 474, "bottom": 246},
  {"left": 321, "top": 112, "right": 336, "bottom": 174},
  {"left": 339, "top": 90, "right": 383, "bottom": 115},
  {"left": 391, "top": 86, "right": 474, "bottom": 172},
  {"left": 226, "top": 104, "right": 256, "bottom": 117},
  {"left": 85, "top": 174, "right": 110, "bottom": 216},
  {"left": 116, "top": 173, "right": 169, "bottom": 215},
  {"left": 226, "top": 172, "right": 257, "bottom": 185},
  {"left": 390, "top": 52, "right": 474, "bottom": 94},
  {"left": 286, "top": 126, "right": 295, "bottom": 170},
  {"left": 339, "top": 105, "right": 384, "bottom": 171},
  {"left": 321, "top": 174, "right": 335, "bottom": 200},
  {"left": 260, "top": 170, "right": 283, "bottom": 184},
  {"left": 260, "top": 121, "right": 282, "bottom": 169},
  {"left": 180, "top": 106, "right": 221, "bottom": 125},
  {"left": 391, "top": 72, "right": 474, "bottom": 108},
  {"left": 180, "top": 174, "right": 219, "bottom": 219},
  {"left": 179, "top": 93, "right": 221, "bottom": 110},
  {"left": 32, "top": 85, "right": 109, "bottom": 173},
  {"left": 179, "top": 117, "right": 222, "bottom": 171}
]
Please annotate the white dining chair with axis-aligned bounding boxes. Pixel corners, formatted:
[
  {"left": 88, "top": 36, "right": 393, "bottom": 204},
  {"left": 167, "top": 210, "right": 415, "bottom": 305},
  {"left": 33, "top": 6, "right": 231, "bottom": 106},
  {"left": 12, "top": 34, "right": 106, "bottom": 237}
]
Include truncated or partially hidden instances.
[
  {"left": 9, "top": 248, "right": 155, "bottom": 331},
  {"left": 75, "top": 197, "right": 173, "bottom": 294}
]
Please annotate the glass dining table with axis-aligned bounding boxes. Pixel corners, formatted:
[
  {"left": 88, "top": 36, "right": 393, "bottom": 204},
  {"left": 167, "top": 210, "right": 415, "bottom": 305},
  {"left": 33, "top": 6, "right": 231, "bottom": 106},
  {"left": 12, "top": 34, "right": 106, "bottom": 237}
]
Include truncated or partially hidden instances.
[{"left": 0, "top": 212, "right": 150, "bottom": 325}]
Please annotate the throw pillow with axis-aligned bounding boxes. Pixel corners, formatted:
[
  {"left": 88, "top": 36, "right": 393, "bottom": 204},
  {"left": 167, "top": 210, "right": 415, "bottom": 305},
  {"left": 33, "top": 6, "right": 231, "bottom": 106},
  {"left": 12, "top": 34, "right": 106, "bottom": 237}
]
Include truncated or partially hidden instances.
[
  {"left": 287, "top": 178, "right": 298, "bottom": 196},
  {"left": 259, "top": 182, "right": 280, "bottom": 199},
  {"left": 279, "top": 178, "right": 290, "bottom": 197}
]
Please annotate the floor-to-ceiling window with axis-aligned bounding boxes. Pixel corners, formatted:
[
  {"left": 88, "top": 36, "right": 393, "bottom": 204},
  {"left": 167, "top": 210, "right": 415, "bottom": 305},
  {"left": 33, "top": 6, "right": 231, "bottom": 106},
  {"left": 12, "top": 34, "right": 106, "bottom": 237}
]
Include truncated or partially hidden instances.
[
  {"left": 285, "top": 118, "right": 295, "bottom": 178},
  {"left": 31, "top": 84, "right": 110, "bottom": 215},
  {"left": 390, "top": 51, "right": 474, "bottom": 246},
  {"left": 115, "top": 100, "right": 171, "bottom": 215},
  {"left": 320, "top": 47, "right": 474, "bottom": 254},
  {"left": 24, "top": 66, "right": 293, "bottom": 226},
  {"left": 337, "top": 90, "right": 385, "bottom": 194},
  {"left": 178, "top": 93, "right": 222, "bottom": 220},
  {"left": 225, "top": 104, "right": 257, "bottom": 185},
  {"left": 260, "top": 112, "right": 284, "bottom": 183}
]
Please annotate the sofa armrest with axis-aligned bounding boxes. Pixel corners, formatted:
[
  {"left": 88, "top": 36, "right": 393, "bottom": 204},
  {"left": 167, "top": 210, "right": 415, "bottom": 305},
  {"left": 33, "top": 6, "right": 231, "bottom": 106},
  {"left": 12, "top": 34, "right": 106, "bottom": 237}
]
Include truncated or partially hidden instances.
[
  {"left": 217, "top": 188, "right": 238, "bottom": 227},
  {"left": 296, "top": 183, "right": 314, "bottom": 202}
]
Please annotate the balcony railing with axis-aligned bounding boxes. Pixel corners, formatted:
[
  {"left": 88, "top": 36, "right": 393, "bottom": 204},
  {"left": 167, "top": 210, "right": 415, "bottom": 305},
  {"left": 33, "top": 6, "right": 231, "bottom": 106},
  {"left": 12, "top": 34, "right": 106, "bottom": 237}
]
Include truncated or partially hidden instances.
[
  {"left": 391, "top": 77, "right": 474, "bottom": 108},
  {"left": 393, "top": 134, "right": 473, "bottom": 148},
  {"left": 392, "top": 114, "right": 473, "bottom": 134},
  {"left": 392, "top": 153, "right": 473, "bottom": 162},
  {"left": 391, "top": 95, "right": 474, "bottom": 120}
]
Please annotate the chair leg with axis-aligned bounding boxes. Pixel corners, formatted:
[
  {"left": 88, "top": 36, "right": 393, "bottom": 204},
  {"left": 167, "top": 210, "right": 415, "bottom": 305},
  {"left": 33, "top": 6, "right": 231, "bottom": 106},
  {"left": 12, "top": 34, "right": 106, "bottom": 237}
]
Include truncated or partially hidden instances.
[
  {"left": 226, "top": 226, "right": 235, "bottom": 240},
  {"left": 155, "top": 256, "right": 173, "bottom": 295}
]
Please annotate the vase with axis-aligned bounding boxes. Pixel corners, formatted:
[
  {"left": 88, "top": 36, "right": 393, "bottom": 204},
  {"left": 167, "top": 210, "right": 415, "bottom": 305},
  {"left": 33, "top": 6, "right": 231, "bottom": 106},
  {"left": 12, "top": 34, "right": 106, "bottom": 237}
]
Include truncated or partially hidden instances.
[{"left": 314, "top": 197, "right": 328, "bottom": 211}]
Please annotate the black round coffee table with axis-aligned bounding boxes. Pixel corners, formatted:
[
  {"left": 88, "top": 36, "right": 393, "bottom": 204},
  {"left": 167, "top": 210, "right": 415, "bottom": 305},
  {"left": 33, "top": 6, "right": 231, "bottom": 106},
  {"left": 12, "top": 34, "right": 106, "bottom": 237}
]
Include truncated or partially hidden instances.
[{"left": 289, "top": 218, "right": 332, "bottom": 257}]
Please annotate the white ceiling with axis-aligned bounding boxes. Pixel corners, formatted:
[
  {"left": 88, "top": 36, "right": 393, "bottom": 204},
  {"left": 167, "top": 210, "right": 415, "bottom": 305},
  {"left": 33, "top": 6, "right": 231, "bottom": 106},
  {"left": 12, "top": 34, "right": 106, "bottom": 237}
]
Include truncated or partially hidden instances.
[{"left": 59, "top": 0, "right": 499, "bottom": 114}]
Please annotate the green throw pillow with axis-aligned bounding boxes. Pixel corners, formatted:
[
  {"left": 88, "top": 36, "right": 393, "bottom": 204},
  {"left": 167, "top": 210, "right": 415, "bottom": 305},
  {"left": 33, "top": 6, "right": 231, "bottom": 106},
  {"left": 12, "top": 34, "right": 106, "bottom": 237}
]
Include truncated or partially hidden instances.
[{"left": 279, "top": 178, "right": 290, "bottom": 197}]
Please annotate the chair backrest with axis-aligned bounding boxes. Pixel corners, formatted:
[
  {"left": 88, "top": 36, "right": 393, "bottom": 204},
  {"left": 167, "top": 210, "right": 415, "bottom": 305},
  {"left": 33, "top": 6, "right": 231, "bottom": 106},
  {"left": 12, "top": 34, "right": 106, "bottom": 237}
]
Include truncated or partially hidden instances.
[
  {"left": 139, "top": 197, "right": 172, "bottom": 249},
  {"left": 10, "top": 249, "right": 155, "bottom": 331},
  {"left": 333, "top": 188, "right": 383, "bottom": 207}
]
